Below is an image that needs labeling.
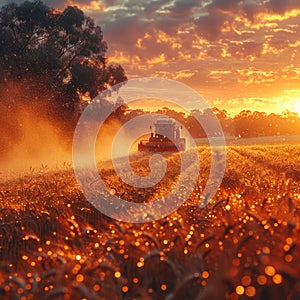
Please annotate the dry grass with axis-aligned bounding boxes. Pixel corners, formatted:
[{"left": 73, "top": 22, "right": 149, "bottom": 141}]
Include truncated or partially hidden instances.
[{"left": 0, "top": 145, "right": 300, "bottom": 299}]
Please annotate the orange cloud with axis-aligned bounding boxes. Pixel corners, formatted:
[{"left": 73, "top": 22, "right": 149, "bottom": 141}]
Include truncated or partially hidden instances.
[
  {"left": 174, "top": 70, "right": 197, "bottom": 80},
  {"left": 66, "top": 0, "right": 104, "bottom": 11},
  {"left": 37, "top": 0, "right": 300, "bottom": 114},
  {"left": 147, "top": 53, "right": 166, "bottom": 65}
]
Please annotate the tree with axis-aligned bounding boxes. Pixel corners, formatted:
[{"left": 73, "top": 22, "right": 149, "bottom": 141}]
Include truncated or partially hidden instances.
[{"left": 0, "top": 0, "right": 127, "bottom": 126}]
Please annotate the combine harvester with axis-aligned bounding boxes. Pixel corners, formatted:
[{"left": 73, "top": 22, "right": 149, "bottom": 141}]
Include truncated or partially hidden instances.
[{"left": 138, "top": 118, "right": 186, "bottom": 152}]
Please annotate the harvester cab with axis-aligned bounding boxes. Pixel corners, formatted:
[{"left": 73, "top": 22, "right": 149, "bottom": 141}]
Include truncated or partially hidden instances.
[{"left": 138, "top": 118, "right": 186, "bottom": 152}]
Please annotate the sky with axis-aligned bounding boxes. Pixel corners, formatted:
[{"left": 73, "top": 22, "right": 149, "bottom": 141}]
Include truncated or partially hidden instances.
[{"left": 2, "top": 0, "right": 300, "bottom": 115}]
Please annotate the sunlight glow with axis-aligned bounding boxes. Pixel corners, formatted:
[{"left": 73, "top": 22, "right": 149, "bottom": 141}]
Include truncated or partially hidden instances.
[{"left": 293, "top": 100, "right": 300, "bottom": 115}]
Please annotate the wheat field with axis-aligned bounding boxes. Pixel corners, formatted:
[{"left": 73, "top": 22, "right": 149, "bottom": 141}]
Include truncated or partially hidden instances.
[{"left": 0, "top": 144, "right": 300, "bottom": 300}]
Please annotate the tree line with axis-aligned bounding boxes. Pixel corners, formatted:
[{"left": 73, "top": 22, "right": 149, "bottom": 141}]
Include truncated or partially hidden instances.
[{"left": 121, "top": 106, "right": 300, "bottom": 138}]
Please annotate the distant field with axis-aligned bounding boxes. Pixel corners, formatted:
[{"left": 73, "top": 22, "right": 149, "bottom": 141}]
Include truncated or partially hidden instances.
[
  {"left": 0, "top": 144, "right": 300, "bottom": 299},
  {"left": 195, "top": 135, "right": 300, "bottom": 146}
]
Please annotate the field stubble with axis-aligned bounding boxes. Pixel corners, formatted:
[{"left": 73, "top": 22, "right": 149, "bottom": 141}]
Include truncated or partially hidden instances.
[{"left": 0, "top": 145, "right": 300, "bottom": 299}]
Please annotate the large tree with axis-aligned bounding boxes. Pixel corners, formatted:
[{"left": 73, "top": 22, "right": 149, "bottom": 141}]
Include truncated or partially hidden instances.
[{"left": 0, "top": 0, "right": 127, "bottom": 125}]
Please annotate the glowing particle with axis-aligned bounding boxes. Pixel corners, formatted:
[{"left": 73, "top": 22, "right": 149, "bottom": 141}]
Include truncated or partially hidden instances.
[
  {"left": 202, "top": 271, "right": 209, "bottom": 279},
  {"left": 236, "top": 285, "right": 244, "bottom": 295},
  {"left": 4, "top": 286, "right": 10, "bottom": 292},
  {"left": 241, "top": 275, "right": 252, "bottom": 286},
  {"left": 133, "top": 277, "right": 139, "bottom": 284},
  {"left": 93, "top": 284, "right": 101, "bottom": 292},
  {"left": 161, "top": 284, "right": 167, "bottom": 291},
  {"left": 245, "top": 286, "right": 256, "bottom": 297},
  {"left": 225, "top": 205, "right": 231, "bottom": 211},
  {"left": 257, "top": 275, "right": 267, "bottom": 285},
  {"left": 75, "top": 255, "right": 81, "bottom": 261},
  {"left": 76, "top": 274, "right": 84, "bottom": 283},
  {"left": 272, "top": 274, "right": 282, "bottom": 285},
  {"left": 265, "top": 266, "right": 276, "bottom": 276},
  {"left": 285, "top": 254, "right": 293, "bottom": 262},
  {"left": 122, "top": 286, "right": 128, "bottom": 293},
  {"left": 114, "top": 272, "right": 121, "bottom": 279}
]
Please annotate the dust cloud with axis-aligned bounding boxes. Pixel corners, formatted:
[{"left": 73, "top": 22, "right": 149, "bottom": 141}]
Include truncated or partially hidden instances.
[
  {"left": 95, "top": 119, "right": 139, "bottom": 163},
  {"left": 0, "top": 89, "right": 138, "bottom": 179},
  {"left": 0, "top": 105, "right": 71, "bottom": 177},
  {"left": 0, "top": 82, "right": 71, "bottom": 178}
]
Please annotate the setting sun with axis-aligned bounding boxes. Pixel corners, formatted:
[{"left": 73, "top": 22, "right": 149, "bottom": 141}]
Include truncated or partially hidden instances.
[{"left": 293, "top": 100, "right": 300, "bottom": 115}]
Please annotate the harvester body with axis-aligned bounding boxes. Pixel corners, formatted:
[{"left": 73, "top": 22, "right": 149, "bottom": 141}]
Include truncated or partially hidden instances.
[{"left": 138, "top": 118, "right": 186, "bottom": 152}]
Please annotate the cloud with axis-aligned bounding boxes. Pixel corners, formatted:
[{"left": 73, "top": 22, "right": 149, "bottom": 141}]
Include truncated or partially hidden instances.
[
  {"left": 208, "top": 0, "right": 242, "bottom": 11},
  {"left": 143, "top": 0, "right": 173, "bottom": 14},
  {"left": 165, "top": 0, "right": 201, "bottom": 17},
  {"left": 229, "top": 41, "right": 264, "bottom": 58},
  {"left": 103, "top": 15, "right": 151, "bottom": 48},
  {"left": 242, "top": 0, "right": 262, "bottom": 21},
  {"left": 194, "top": 10, "right": 229, "bottom": 41},
  {"left": 46, "top": 0, "right": 68, "bottom": 9},
  {"left": 1, "top": 0, "right": 300, "bottom": 114},
  {"left": 174, "top": 70, "right": 197, "bottom": 80},
  {"left": 0, "top": 0, "right": 103, "bottom": 10},
  {"left": 265, "top": 0, "right": 300, "bottom": 14}
]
